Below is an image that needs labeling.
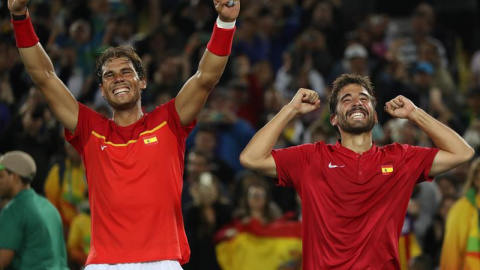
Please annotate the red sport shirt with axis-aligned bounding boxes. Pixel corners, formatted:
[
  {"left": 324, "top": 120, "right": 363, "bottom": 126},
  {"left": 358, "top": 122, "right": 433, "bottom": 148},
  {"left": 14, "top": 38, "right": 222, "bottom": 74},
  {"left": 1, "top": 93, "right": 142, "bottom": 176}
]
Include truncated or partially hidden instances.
[
  {"left": 271, "top": 141, "right": 439, "bottom": 270},
  {"left": 65, "top": 99, "right": 194, "bottom": 265}
]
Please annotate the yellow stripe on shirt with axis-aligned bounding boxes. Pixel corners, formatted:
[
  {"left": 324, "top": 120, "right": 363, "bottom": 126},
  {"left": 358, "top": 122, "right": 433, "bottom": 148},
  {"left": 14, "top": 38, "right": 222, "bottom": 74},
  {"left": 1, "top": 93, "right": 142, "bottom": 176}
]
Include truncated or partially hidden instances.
[{"left": 91, "top": 121, "right": 167, "bottom": 147}]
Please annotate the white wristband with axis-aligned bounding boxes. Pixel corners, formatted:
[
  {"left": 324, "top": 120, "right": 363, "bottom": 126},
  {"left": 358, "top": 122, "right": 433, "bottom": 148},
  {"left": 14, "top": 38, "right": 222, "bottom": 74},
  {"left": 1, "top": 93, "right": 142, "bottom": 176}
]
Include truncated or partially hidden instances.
[{"left": 216, "top": 17, "right": 236, "bottom": 29}]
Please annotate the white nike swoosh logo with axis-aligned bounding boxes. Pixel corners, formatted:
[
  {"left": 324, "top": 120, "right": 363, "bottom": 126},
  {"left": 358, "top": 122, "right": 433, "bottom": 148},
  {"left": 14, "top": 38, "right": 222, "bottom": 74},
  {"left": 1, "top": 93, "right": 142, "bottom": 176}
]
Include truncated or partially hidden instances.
[
  {"left": 101, "top": 145, "right": 107, "bottom": 150},
  {"left": 328, "top": 162, "right": 345, "bottom": 168}
]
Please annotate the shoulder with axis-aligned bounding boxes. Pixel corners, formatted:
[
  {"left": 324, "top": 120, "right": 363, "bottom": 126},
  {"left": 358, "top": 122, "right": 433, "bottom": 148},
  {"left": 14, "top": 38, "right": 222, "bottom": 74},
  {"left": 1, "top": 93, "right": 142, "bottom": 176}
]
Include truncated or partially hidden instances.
[
  {"left": 145, "top": 99, "right": 183, "bottom": 128},
  {"left": 78, "top": 102, "right": 106, "bottom": 119},
  {"left": 451, "top": 197, "right": 474, "bottom": 212},
  {"left": 275, "top": 142, "right": 323, "bottom": 155},
  {"left": 446, "top": 197, "right": 475, "bottom": 222},
  {"left": 380, "top": 142, "right": 435, "bottom": 153},
  {"left": 148, "top": 99, "right": 176, "bottom": 117},
  {"left": 381, "top": 142, "right": 406, "bottom": 151},
  {"left": 35, "top": 194, "right": 60, "bottom": 213},
  {"left": 75, "top": 102, "right": 110, "bottom": 133}
]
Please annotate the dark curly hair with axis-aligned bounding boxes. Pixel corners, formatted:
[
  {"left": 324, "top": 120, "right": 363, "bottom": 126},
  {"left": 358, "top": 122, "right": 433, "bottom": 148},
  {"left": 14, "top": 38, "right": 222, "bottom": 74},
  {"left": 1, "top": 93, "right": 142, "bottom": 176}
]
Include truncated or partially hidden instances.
[
  {"left": 328, "top": 74, "right": 376, "bottom": 116},
  {"left": 94, "top": 45, "right": 146, "bottom": 84}
]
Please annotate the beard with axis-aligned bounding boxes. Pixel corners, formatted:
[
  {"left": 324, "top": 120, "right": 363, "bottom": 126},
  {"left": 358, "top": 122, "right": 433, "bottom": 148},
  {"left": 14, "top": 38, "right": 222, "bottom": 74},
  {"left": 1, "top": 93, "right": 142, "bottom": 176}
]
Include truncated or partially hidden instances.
[{"left": 336, "top": 107, "right": 375, "bottom": 135}]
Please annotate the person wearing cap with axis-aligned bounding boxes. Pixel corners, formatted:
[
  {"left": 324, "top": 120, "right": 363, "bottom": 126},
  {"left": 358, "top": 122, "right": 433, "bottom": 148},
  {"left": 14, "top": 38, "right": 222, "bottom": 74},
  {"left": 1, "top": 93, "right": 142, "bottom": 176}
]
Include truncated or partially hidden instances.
[
  {"left": 0, "top": 151, "right": 68, "bottom": 270},
  {"left": 328, "top": 43, "right": 370, "bottom": 85}
]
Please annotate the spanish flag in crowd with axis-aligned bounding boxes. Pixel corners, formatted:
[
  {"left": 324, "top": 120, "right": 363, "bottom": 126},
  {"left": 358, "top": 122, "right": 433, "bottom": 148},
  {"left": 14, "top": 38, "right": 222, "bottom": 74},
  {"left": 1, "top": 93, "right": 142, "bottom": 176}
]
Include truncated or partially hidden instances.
[{"left": 215, "top": 216, "right": 302, "bottom": 270}]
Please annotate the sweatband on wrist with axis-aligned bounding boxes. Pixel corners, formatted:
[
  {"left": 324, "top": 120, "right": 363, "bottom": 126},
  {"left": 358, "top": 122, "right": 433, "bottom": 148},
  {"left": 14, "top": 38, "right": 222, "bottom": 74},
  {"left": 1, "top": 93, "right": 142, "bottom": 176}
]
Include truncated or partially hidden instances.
[
  {"left": 207, "top": 18, "right": 236, "bottom": 56},
  {"left": 11, "top": 16, "right": 39, "bottom": 48}
]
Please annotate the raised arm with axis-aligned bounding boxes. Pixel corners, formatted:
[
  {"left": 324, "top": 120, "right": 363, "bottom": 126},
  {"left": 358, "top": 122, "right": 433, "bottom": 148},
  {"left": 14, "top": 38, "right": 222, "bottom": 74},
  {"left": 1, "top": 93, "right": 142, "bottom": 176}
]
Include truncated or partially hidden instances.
[
  {"left": 175, "top": 0, "right": 239, "bottom": 126},
  {"left": 385, "top": 95, "right": 475, "bottom": 176},
  {"left": 9, "top": 0, "right": 78, "bottom": 133},
  {"left": 240, "top": 89, "right": 320, "bottom": 177}
]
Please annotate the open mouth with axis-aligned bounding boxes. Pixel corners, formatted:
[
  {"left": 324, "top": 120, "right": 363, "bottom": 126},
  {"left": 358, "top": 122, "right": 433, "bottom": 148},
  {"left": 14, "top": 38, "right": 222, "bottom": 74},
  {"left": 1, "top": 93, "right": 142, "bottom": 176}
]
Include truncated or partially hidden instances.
[
  {"left": 112, "top": 87, "right": 130, "bottom": 96},
  {"left": 348, "top": 109, "right": 368, "bottom": 120}
]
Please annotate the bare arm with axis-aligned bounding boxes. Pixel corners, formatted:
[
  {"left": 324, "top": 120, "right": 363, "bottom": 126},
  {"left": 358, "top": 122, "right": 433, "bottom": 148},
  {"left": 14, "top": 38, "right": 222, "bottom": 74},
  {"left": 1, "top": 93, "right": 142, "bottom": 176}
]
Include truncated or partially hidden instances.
[
  {"left": 9, "top": 0, "right": 78, "bottom": 133},
  {"left": 175, "top": 0, "right": 239, "bottom": 126},
  {"left": 0, "top": 249, "right": 14, "bottom": 269},
  {"left": 240, "top": 89, "right": 320, "bottom": 177},
  {"left": 175, "top": 50, "right": 229, "bottom": 126},
  {"left": 385, "top": 95, "right": 475, "bottom": 176}
]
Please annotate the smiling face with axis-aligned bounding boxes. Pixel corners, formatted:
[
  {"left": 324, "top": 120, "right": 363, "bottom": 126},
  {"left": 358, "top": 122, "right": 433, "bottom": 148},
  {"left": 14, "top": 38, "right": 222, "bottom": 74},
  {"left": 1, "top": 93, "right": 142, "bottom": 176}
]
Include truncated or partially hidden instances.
[
  {"left": 330, "top": 84, "right": 377, "bottom": 135},
  {"left": 100, "top": 57, "right": 146, "bottom": 111}
]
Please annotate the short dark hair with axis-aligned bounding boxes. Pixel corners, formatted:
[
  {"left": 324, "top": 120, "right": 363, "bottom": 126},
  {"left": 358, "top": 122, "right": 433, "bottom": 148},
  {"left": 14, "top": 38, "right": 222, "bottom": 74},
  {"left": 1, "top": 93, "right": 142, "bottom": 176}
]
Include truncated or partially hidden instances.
[
  {"left": 95, "top": 45, "right": 146, "bottom": 84},
  {"left": 328, "top": 74, "right": 376, "bottom": 115}
]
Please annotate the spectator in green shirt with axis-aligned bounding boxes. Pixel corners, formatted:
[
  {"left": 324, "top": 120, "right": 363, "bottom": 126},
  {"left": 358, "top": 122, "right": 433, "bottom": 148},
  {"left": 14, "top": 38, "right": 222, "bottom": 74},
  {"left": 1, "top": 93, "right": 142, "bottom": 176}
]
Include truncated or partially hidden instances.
[{"left": 0, "top": 151, "right": 68, "bottom": 270}]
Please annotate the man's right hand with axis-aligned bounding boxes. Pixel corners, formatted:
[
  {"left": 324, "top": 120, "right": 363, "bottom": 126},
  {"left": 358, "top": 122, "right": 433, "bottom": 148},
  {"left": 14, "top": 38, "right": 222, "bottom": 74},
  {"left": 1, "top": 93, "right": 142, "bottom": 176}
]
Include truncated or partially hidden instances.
[
  {"left": 287, "top": 88, "right": 321, "bottom": 116},
  {"left": 8, "top": 0, "right": 29, "bottom": 15}
]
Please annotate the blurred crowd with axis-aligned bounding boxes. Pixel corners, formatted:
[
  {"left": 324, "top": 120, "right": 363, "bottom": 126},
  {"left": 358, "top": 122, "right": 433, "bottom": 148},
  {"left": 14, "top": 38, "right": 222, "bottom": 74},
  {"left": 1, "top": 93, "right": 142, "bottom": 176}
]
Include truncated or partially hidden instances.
[{"left": 1, "top": 0, "right": 480, "bottom": 269}]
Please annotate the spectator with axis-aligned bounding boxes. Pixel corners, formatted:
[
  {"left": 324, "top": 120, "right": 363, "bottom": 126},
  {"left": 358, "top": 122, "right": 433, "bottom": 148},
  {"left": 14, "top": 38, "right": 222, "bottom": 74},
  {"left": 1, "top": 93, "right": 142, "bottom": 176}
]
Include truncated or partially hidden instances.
[
  {"left": 392, "top": 3, "right": 448, "bottom": 69},
  {"left": 234, "top": 176, "right": 282, "bottom": 225},
  {"left": 329, "top": 43, "right": 371, "bottom": 84},
  {"left": 188, "top": 90, "right": 256, "bottom": 173},
  {"left": 44, "top": 141, "right": 88, "bottom": 233},
  {"left": 423, "top": 195, "right": 457, "bottom": 267},
  {"left": 191, "top": 124, "right": 234, "bottom": 185},
  {"left": 434, "top": 174, "right": 459, "bottom": 199},
  {"left": 184, "top": 172, "right": 232, "bottom": 270},
  {"left": 440, "top": 158, "right": 480, "bottom": 269},
  {"left": 7, "top": 100, "right": 61, "bottom": 194},
  {"left": 67, "top": 201, "right": 91, "bottom": 270},
  {"left": 0, "top": 151, "right": 68, "bottom": 269}
]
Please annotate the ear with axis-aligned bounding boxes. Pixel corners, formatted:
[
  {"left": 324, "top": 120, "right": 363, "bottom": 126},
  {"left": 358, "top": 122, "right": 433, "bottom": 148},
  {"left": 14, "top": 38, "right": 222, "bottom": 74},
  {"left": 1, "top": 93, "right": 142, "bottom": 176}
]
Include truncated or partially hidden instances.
[
  {"left": 140, "top": 79, "right": 147, "bottom": 90},
  {"left": 99, "top": 84, "right": 106, "bottom": 98},
  {"left": 330, "top": 114, "right": 338, "bottom": 127},
  {"left": 374, "top": 111, "right": 378, "bottom": 124}
]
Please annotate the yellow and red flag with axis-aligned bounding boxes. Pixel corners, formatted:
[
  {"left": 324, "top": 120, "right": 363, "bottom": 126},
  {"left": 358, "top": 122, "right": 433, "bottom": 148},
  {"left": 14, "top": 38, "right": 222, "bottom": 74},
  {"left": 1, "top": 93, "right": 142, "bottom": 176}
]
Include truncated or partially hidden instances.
[
  {"left": 143, "top": 135, "right": 158, "bottom": 145},
  {"left": 381, "top": 165, "right": 394, "bottom": 175},
  {"left": 215, "top": 217, "right": 302, "bottom": 270}
]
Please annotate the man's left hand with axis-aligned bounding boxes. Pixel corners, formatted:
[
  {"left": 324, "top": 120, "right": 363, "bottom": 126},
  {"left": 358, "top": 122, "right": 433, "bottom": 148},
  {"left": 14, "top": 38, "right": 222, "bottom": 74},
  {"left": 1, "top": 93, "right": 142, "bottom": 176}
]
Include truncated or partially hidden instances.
[{"left": 384, "top": 95, "right": 418, "bottom": 120}]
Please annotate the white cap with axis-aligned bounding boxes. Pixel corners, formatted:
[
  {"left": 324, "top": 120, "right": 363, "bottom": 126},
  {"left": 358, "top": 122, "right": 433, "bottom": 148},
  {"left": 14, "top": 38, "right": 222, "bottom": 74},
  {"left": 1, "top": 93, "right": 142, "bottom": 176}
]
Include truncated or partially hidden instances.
[
  {"left": 344, "top": 44, "right": 368, "bottom": 59},
  {"left": 0, "top": 151, "right": 36, "bottom": 180}
]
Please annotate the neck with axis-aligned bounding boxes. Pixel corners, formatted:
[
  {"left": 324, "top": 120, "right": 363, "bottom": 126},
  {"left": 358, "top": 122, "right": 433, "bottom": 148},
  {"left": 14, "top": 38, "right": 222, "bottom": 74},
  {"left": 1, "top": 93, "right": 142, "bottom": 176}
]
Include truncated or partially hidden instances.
[
  {"left": 339, "top": 133, "right": 373, "bottom": 154},
  {"left": 112, "top": 107, "right": 144, "bottom": 126}
]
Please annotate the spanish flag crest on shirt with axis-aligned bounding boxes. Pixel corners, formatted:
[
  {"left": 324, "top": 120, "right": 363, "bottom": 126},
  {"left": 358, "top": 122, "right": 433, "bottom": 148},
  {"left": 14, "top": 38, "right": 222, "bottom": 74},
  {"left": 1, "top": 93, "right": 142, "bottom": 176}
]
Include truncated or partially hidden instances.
[
  {"left": 143, "top": 135, "right": 158, "bottom": 145},
  {"left": 381, "top": 165, "right": 393, "bottom": 175}
]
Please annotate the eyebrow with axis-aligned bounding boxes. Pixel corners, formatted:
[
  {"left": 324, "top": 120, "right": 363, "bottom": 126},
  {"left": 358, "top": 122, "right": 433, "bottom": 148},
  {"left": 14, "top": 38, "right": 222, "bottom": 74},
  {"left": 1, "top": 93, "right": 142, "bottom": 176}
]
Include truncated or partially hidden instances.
[
  {"left": 340, "top": 93, "right": 352, "bottom": 102},
  {"left": 103, "top": 67, "right": 135, "bottom": 76},
  {"left": 340, "top": 92, "right": 370, "bottom": 101}
]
